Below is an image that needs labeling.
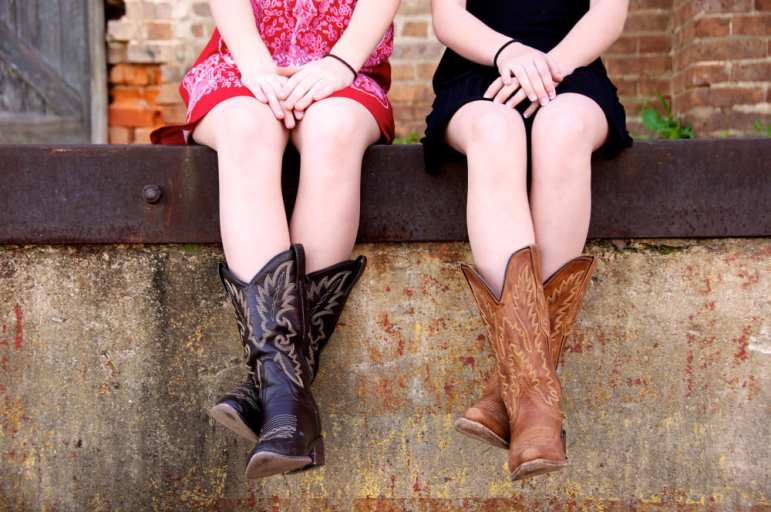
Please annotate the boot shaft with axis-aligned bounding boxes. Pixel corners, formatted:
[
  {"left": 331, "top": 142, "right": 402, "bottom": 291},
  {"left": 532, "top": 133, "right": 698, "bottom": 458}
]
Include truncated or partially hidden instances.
[
  {"left": 543, "top": 256, "right": 597, "bottom": 369},
  {"left": 306, "top": 256, "right": 367, "bottom": 378},
  {"left": 461, "top": 246, "right": 561, "bottom": 412},
  {"left": 218, "top": 244, "right": 313, "bottom": 389}
]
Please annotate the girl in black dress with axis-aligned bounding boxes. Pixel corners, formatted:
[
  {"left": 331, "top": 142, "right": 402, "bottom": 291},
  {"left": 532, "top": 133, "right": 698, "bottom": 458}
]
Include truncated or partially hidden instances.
[{"left": 425, "top": 0, "right": 632, "bottom": 480}]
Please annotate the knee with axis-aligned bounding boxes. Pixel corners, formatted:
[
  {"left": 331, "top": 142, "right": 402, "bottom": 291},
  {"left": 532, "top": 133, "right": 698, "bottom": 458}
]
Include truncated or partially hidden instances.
[
  {"left": 466, "top": 108, "right": 525, "bottom": 151},
  {"left": 532, "top": 108, "right": 591, "bottom": 153},
  {"left": 217, "top": 107, "right": 284, "bottom": 154},
  {"left": 301, "top": 105, "right": 363, "bottom": 153}
]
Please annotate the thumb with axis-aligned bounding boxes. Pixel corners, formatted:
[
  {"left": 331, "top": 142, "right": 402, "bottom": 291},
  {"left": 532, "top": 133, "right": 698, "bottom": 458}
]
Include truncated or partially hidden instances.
[
  {"left": 545, "top": 56, "right": 564, "bottom": 83},
  {"left": 277, "top": 66, "right": 300, "bottom": 77}
]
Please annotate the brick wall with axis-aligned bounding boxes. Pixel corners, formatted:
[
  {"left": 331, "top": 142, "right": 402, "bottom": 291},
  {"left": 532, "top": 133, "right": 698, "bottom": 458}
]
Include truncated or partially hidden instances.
[
  {"left": 106, "top": 0, "right": 769, "bottom": 143},
  {"left": 672, "top": 0, "right": 770, "bottom": 136}
]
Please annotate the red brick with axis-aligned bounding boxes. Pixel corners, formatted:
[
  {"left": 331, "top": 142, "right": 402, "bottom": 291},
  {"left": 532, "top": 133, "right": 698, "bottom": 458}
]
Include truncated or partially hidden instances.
[
  {"left": 693, "top": 16, "right": 731, "bottom": 37},
  {"left": 630, "top": 0, "right": 673, "bottom": 9},
  {"left": 731, "top": 14, "right": 771, "bottom": 35},
  {"left": 145, "top": 21, "right": 174, "bottom": 40},
  {"left": 701, "top": 0, "right": 754, "bottom": 13},
  {"left": 111, "top": 85, "right": 161, "bottom": 104},
  {"left": 757, "top": 0, "right": 771, "bottom": 10},
  {"left": 677, "top": 86, "right": 765, "bottom": 110},
  {"left": 639, "top": 77, "right": 673, "bottom": 95},
  {"left": 689, "top": 38, "right": 767, "bottom": 61},
  {"left": 625, "top": 12, "right": 672, "bottom": 32},
  {"left": 608, "top": 36, "right": 638, "bottom": 55},
  {"left": 109, "top": 64, "right": 162, "bottom": 86},
  {"left": 732, "top": 61, "right": 771, "bottom": 81},
  {"left": 390, "top": 63, "right": 415, "bottom": 81},
  {"left": 639, "top": 35, "right": 672, "bottom": 53},
  {"left": 688, "top": 63, "right": 731, "bottom": 86},
  {"left": 605, "top": 55, "right": 672, "bottom": 75},
  {"left": 415, "top": 62, "right": 438, "bottom": 81},
  {"left": 401, "top": 20, "right": 428, "bottom": 38},
  {"left": 161, "top": 104, "right": 187, "bottom": 124},
  {"left": 108, "top": 101, "right": 163, "bottom": 128},
  {"left": 109, "top": 126, "right": 134, "bottom": 145}
]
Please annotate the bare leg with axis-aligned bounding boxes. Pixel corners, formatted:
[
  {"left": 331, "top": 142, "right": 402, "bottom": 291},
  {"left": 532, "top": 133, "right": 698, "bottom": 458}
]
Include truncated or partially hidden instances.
[
  {"left": 192, "top": 96, "right": 290, "bottom": 282},
  {"left": 446, "top": 100, "right": 532, "bottom": 296},
  {"left": 289, "top": 97, "right": 380, "bottom": 272},
  {"left": 530, "top": 93, "right": 608, "bottom": 279}
]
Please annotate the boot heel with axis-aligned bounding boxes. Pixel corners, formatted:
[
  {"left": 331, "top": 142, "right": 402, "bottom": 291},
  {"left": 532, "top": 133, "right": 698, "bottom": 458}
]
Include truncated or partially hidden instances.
[
  {"left": 285, "top": 436, "right": 325, "bottom": 475},
  {"left": 309, "top": 437, "right": 325, "bottom": 466}
]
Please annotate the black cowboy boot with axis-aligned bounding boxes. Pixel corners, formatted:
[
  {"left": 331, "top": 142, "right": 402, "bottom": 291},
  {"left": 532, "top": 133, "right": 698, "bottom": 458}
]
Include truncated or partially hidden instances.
[
  {"left": 305, "top": 256, "right": 367, "bottom": 378},
  {"left": 209, "top": 256, "right": 367, "bottom": 445},
  {"left": 214, "top": 244, "right": 322, "bottom": 478}
]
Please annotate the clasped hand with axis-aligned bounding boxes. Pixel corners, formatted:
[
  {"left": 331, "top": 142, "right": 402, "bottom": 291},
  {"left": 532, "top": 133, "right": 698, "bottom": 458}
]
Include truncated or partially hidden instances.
[
  {"left": 484, "top": 42, "right": 571, "bottom": 118},
  {"left": 240, "top": 56, "right": 356, "bottom": 129}
]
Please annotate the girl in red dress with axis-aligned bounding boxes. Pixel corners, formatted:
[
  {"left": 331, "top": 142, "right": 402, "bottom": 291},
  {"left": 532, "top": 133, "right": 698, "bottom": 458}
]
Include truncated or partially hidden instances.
[{"left": 151, "top": 0, "right": 399, "bottom": 479}]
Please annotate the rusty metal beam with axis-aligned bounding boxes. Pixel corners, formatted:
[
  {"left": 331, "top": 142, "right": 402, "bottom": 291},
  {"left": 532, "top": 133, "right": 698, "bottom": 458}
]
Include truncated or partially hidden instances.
[{"left": 0, "top": 139, "right": 768, "bottom": 244}]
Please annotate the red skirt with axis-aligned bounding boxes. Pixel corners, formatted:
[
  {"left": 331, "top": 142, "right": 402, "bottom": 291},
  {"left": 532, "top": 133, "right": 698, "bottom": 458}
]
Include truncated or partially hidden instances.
[{"left": 150, "top": 7, "right": 395, "bottom": 146}]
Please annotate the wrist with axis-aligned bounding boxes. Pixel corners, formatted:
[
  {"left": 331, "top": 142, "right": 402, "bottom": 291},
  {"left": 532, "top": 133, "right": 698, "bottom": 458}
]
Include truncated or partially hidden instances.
[
  {"left": 325, "top": 53, "right": 358, "bottom": 80},
  {"left": 493, "top": 39, "right": 519, "bottom": 68},
  {"left": 547, "top": 49, "right": 574, "bottom": 79},
  {"left": 238, "top": 56, "right": 276, "bottom": 76}
]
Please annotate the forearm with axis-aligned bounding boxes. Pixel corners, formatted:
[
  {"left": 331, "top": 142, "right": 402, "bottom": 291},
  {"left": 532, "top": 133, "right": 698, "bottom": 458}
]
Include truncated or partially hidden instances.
[
  {"left": 331, "top": 0, "right": 401, "bottom": 71},
  {"left": 209, "top": 0, "right": 273, "bottom": 72},
  {"left": 431, "top": 0, "right": 510, "bottom": 67},
  {"left": 548, "top": 0, "right": 628, "bottom": 72}
]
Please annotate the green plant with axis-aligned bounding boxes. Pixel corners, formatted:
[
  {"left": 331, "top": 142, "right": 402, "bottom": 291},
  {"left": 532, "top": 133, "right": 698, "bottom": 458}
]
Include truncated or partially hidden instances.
[
  {"left": 641, "top": 94, "right": 694, "bottom": 140},
  {"left": 393, "top": 131, "right": 421, "bottom": 144},
  {"left": 753, "top": 120, "right": 770, "bottom": 137}
]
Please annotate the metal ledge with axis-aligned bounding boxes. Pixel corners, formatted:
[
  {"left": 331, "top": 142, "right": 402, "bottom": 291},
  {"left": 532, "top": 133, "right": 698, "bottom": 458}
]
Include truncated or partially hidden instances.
[{"left": 0, "top": 139, "right": 768, "bottom": 244}]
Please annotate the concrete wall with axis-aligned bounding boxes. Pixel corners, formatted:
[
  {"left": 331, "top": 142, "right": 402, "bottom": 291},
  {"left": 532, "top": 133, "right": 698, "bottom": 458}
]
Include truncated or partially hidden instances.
[{"left": 0, "top": 240, "right": 768, "bottom": 511}]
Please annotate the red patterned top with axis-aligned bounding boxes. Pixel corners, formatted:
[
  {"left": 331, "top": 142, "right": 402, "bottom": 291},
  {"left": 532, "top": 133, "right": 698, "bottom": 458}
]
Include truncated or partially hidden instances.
[{"left": 167, "top": 0, "right": 394, "bottom": 142}]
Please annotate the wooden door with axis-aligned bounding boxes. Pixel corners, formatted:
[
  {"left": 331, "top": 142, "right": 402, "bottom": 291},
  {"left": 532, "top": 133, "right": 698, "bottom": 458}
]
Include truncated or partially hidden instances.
[{"left": 0, "top": 0, "right": 106, "bottom": 143}]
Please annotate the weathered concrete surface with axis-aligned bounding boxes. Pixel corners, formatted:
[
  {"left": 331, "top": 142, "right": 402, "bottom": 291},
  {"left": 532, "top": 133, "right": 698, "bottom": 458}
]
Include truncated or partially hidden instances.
[{"left": 0, "top": 240, "right": 768, "bottom": 511}]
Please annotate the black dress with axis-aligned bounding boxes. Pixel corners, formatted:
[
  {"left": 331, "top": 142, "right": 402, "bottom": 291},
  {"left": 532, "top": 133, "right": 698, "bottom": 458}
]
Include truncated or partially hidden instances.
[{"left": 423, "top": 0, "right": 633, "bottom": 164}]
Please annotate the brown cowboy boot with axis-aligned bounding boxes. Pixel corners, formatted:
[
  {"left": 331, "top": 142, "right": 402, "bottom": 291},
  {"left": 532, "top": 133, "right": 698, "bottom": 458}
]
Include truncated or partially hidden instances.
[
  {"left": 455, "top": 254, "right": 596, "bottom": 450},
  {"left": 461, "top": 246, "right": 567, "bottom": 480}
]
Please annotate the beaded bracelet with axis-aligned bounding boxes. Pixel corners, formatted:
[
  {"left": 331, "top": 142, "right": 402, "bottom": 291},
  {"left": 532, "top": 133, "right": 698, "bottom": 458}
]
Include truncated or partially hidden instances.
[
  {"left": 493, "top": 39, "right": 518, "bottom": 68},
  {"left": 326, "top": 53, "right": 357, "bottom": 79}
]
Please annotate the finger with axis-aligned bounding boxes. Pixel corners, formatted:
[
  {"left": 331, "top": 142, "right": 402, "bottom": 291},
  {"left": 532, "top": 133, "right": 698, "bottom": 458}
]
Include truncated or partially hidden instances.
[
  {"left": 513, "top": 64, "right": 537, "bottom": 103},
  {"left": 502, "top": 63, "right": 516, "bottom": 86},
  {"left": 484, "top": 77, "right": 504, "bottom": 99},
  {"left": 494, "top": 80, "right": 519, "bottom": 104},
  {"left": 283, "top": 109, "right": 296, "bottom": 129},
  {"left": 545, "top": 55, "right": 565, "bottom": 83},
  {"left": 535, "top": 58, "right": 556, "bottom": 100},
  {"left": 277, "top": 66, "right": 300, "bottom": 78},
  {"left": 282, "top": 67, "right": 312, "bottom": 99},
  {"left": 250, "top": 83, "right": 268, "bottom": 103},
  {"left": 295, "top": 81, "right": 328, "bottom": 111},
  {"left": 263, "top": 83, "right": 285, "bottom": 119},
  {"left": 522, "top": 101, "right": 539, "bottom": 119},
  {"left": 285, "top": 74, "right": 321, "bottom": 109},
  {"left": 312, "top": 83, "right": 334, "bottom": 101},
  {"left": 525, "top": 61, "right": 549, "bottom": 106},
  {"left": 505, "top": 88, "right": 528, "bottom": 109},
  {"left": 294, "top": 109, "right": 305, "bottom": 120}
]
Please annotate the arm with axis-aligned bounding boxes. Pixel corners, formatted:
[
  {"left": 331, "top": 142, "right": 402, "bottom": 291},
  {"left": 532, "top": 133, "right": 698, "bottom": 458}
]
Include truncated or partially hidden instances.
[
  {"left": 432, "top": 0, "right": 555, "bottom": 104},
  {"left": 547, "top": 0, "right": 629, "bottom": 80},
  {"left": 329, "top": 0, "right": 401, "bottom": 71},
  {"left": 431, "top": 0, "right": 510, "bottom": 67},
  {"left": 280, "top": 0, "right": 401, "bottom": 111},
  {"left": 208, "top": 0, "right": 293, "bottom": 125}
]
